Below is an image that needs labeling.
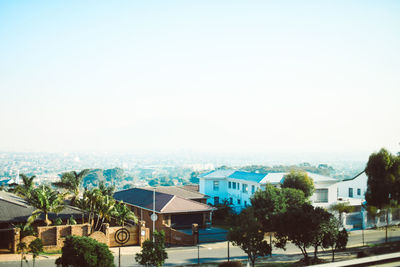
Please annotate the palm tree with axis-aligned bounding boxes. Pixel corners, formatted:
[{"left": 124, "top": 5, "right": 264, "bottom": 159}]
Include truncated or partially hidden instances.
[
  {"left": 52, "top": 169, "right": 90, "bottom": 205},
  {"left": 15, "top": 174, "right": 36, "bottom": 199},
  {"left": 84, "top": 188, "right": 103, "bottom": 230},
  {"left": 114, "top": 201, "right": 138, "bottom": 227},
  {"left": 95, "top": 195, "right": 116, "bottom": 231},
  {"left": 98, "top": 181, "right": 115, "bottom": 197},
  {"left": 26, "top": 185, "right": 65, "bottom": 227}
]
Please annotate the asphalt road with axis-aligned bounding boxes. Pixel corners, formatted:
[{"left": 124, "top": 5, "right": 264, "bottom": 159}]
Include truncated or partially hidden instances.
[{"left": 1, "top": 228, "right": 399, "bottom": 267}]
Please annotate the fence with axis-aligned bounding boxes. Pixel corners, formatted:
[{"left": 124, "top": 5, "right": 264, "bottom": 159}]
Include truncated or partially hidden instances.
[{"left": 343, "top": 208, "right": 400, "bottom": 230}]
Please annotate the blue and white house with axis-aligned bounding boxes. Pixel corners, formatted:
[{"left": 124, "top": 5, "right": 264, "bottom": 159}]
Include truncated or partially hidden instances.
[
  {"left": 337, "top": 171, "right": 367, "bottom": 200},
  {"left": 199, "top": 169, "right": 340, "bottom": 212}
]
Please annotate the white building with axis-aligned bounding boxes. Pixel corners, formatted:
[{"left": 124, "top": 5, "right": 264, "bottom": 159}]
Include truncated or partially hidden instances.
[
  {"left": 337, "top": 171, "right": 367, "bottom": 200},
  {"left": 199, "top": 169, "right": 340, "bottom": 212}
]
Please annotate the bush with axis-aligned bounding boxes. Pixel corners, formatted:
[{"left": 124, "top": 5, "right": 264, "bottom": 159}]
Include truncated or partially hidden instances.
[
  {"left": 219, "top": 261, "right": 243, "bottom": 267},
  {"left": 67, "top": 215, "right": 77, "bottom": 225},
  {"left": 16, "top": 223, "right": 37, "bottom": 238},
  {"left": 56, "top": 236, "right": 115, "bottom": 267},
  {"left": 135, "top": 230, "right": 168, "bottom": 266},
  {"left": 54, "top": 217, "right": 63, "bottom": 225}
]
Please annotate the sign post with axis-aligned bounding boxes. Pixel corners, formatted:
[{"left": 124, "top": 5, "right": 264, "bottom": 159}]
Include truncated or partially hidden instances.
[{"left": 114, "top": 228, "right": 130, "bottom": 267}]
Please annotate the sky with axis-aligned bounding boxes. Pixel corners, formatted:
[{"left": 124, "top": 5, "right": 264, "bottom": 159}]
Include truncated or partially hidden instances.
[{"left": 0, "top": 1, "right": 399, "bottom": 160}]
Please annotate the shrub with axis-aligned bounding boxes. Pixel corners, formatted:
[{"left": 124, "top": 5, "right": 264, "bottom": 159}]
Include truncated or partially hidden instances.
[
  {"left": 29, "top": 238, "right": 43, "bottom": 267},
  {"left": 54, "top": 217, "right": 63, "bottom": 225},
  {"left": 16, "top": 223, "right": 37, "bottom": 238},
  {"left": 67, "top": 215, "right": 77, "bottom": 225},
  {"left": 135, "top": 230, "right": 168, "bottom": 266},
  {"left": 55, "top": 236, "right": 115, "bottom": 267}
]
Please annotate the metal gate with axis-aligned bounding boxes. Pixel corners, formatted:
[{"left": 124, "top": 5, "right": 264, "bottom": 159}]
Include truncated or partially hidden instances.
[{"left": 198, "top": 227, "right": 228, "bottom": 244}]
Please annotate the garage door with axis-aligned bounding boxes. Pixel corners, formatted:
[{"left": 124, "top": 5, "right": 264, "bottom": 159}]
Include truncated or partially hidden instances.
[{"left": 171, "top": 213, "right": 203, "bottom": 229}]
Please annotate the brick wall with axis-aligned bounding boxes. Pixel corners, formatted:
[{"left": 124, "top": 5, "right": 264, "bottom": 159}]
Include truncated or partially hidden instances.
[{"left": 37, "top": 224, "right": 91, "bottom": 251}]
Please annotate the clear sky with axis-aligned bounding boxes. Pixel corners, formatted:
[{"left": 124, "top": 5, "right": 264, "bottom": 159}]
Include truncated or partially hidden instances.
[{"left": 0, "top": 1, "right": 399, "bottom": 159}]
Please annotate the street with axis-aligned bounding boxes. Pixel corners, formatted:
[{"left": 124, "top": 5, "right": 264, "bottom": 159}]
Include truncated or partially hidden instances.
[{"left": 1, "top": 228, "right": 399, "bottom": 267}]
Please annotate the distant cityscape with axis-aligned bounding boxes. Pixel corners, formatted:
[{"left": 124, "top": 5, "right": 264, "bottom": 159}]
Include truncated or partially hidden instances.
[{"left": 0, "top": 151, "right": 367, "bottom": 191}]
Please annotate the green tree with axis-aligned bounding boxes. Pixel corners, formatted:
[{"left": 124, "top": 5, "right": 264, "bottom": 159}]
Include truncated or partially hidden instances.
[
  {"left": 15, "top": 223, "right": 36, "bottom": 238},
  {"left": 67, "top": 215, "right": 77, "bottom": 225},
  {"left": 189, "top": 171, "right": 200, "bottom": 184},
  {"left": 251, "top": 185, "right": 306, "bottom": 233},
  {"left": 95, "top": 195, "right": 115, "bottom": 231},
  {"left": 274, "top": 203, "right": 330, "bottom": 265},
  {"left": 212, "top": 199, "right": 234, "bottom": 225},
  {"left": 114, "top": 201, "right": 138, "bottom": 226},
  {"left": 26, "top": 185, "right": 65, "bottom": 227},
  {"left": 56, "top": 236, "right": 115, "bottom": 267},
  {"left": 282, "top": 170, "right": 315, "bottom": 198},
  {"left": 329, "top": 202, "right": 355, "bottom": 228},
  {"left": 99, "top": 181, "right": 115, "bottom": 197},
  {"left": 29, "top": 238, "right": 43, "bottom": 267},
  {"left": 309, "top": 206, "right": 333, "bottom": 260},
  {"left": 321, "top": 217, "right": 348, "bottom": 262},
  {"left": 365, "top": 148, "right": 400, "bottom": 242},
  {"left": 53, "top": 169, "right": 90, "bottom": 205},
  {"left": 14, "top": 174, "right": 36, "bottom": 199},
  {"left": 135, "top": 230, "right": 168, "bottom": 267},
  {"left": 227, "top": 207, "right": 271, "bottom": 267},
  {"left": 17, "top": 242, "right": 28, "bottom": 267}
]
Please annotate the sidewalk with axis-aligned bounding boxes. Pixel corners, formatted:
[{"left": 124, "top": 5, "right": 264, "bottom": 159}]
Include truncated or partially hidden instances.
[{"left": 0, "top": 245, "right": 143, "bottom": 263}]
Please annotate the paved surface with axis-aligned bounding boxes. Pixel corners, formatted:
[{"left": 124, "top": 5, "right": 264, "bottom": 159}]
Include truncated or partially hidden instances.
[{"left": 1, "top": 228, "right": 399, "bottom": 267}]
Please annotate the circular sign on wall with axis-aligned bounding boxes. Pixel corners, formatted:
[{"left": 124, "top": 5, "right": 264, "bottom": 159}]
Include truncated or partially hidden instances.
[
  {"left": 150, "top": 213, "right": 158, "bottom": 221},
  {"left": 114, "top": 228, "right": 130, "bottom": 245}
]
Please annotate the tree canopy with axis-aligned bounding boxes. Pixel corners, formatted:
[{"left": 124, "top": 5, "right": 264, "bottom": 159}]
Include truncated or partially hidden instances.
[
  {"left": 135, "top": 230, "right": 168, "bottom": 267},
  {"left": 251, "top": 184, "right": 306, "bottom": 233},
  {"left": 56, "top": 236, "right": 115, "bottom": 267},
  {"left": 26, "top": 185, "right": 65, "bottom": 227},
  {"left": 53, "top": 169, "right": 90, "bottom": 205},
  {"left": 282, "top": 170, "right": 315, "bottom": 198},
  {"left": 274, "top": 203, "right": 332, "bottom": 265},
  {"left": 227, "top": 207, "right": 271, "bottom": 267},
  {"left": 365, "top": 148, "right": 400, "bottom": 208}
]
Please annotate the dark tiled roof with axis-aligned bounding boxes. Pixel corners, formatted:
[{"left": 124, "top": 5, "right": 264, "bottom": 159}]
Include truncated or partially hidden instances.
[
  {"left": 143, "top": 186, "right": 208, "bottom": 200},
  {"left": 114, "top": 188, "right": 174, "bottom": 212},
  {"left": 0, "top": 190, "right": 84, "bottom": 224},
  {"left": 114, "top": 188, "right": 213, "bottom": 214}
]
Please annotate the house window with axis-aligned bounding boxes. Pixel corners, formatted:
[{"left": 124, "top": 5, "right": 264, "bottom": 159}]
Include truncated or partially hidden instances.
[
  {"left": 349, "top": 188, "right": 353, "bottom": 198},
  {"left": 251, "top": 185, "right": 255, "bottom": 194},
  {"left": 228, "top": 181, "right": 232, "bottom": 189},
  {"left": 213, "top": 181, "right": 219, "bottom": 191},
  {"left": 233, "top": 182, "right": 236, "bottom": 189},
  {"left": 242, "top": 184, "right": 248, "bottom": 193},
  {"left": 237, "top": 183, "right": 240, "bottom": 190},
  {"left": 214, "top": 196, "right": 219, "bottom": 205},
  {"left": 315, "top": 189, "right": 328, "bottom": 203},
  {"left": 229, "top": 197, "right": 233, "bottom": 205},
  {"left": 163, "top": 215, "right": 170, "bottom": 226},
  {"left": 237, "top": 199, "right": 241, "bottom": 205},
  {"left": 357, "top": 188, "right": 361, "bottom": 196}
]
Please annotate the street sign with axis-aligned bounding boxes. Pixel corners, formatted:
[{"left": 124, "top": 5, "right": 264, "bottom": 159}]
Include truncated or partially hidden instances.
[{"left": 151, "top": 213, "right": 158, "bottom": 221}]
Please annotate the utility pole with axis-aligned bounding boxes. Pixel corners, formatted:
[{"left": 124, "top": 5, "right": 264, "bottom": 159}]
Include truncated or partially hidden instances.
[
  {"left": 227, "top": 241, "right": 230, "bottom": 261},
  {"left": 153, "top": 188, "right": 155, "bottom": 242}
]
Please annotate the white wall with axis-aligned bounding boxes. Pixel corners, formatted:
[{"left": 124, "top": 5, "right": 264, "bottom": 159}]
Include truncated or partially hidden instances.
[
  {"left": 310, "top": 182, "right": 338, "bottom": 209},
  {"left": 337, "top": 172, "right": 367, "bottom": 200}
]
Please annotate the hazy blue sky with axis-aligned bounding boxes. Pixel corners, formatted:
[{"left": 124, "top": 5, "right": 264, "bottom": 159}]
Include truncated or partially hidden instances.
[{"left": 1, "top": 1, "right": 399, "bottom": 159}]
